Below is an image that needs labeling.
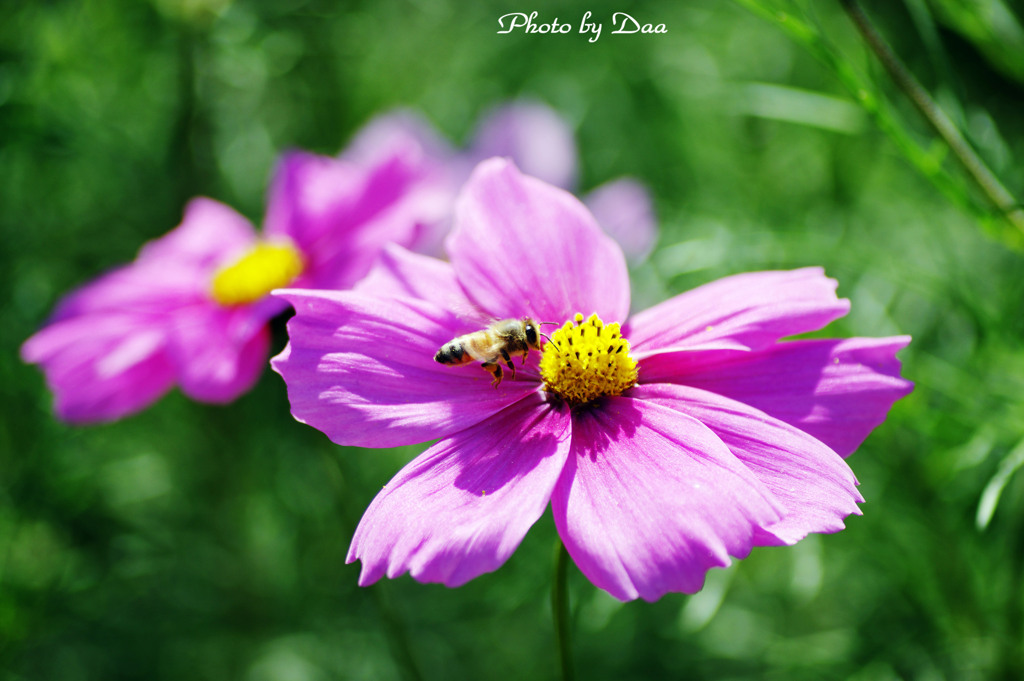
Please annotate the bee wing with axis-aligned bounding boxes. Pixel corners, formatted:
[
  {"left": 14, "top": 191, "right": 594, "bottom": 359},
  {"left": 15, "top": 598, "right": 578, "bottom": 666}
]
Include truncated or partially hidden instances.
[{"left": 448, "top": 303, "right": 495, "bottom": 329}]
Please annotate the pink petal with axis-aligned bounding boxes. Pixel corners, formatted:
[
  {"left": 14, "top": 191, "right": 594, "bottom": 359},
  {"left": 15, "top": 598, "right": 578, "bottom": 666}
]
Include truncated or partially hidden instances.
[
  {"left": 263, "top": 150, "right": 362, "bottom": 253},
  {"left": 271, "top": 288, "right": 538, "bottom": 448},
  {"left": 340, "top": 110, "right": 465, "bottom": 257},
  {"left": 628, "top": 268, "right": 850, "bottom": 356},
  {"left": 633, "top": 383, "right": 862, "bottom": 546},
  {"left": 167, "top": 304, "right": 271, "bottom": 403},
  {"left": 353, "top": 244, "right": 475, "bottom": 314},
  {"left": 342, "top": 109, "right": 456, "bottom": 167},
  {"left": 48, "top": 262, "right": 196, "bottom": 322},
  {"left": 552, "top": 397, "right": 782, "bottom": 601},
  {"left": 676, "top": 337, "right": 913, "bottom": 457},
  {"left": 583, "top": 178, "right": 657, "bottom": 263},
  {"left": 447, "top": 158, "right": 630, "bottom": 326},
  {"left": 468, "top": 100, "right": 578, "bottom": 190},
  {"left": 136, "top": 197, "right": 256, "bottom": 271},
  {"left": 22, "top": 253, "right": 201, "bottom": 422},
  {"left": 51, "top": 201, "right": 254, "bottom": 322},
  {"left": 348, "top": 393, "right": 571, "bottom": 587},
  {"left": 21, "top": 313, "right": 176, "bottom": 423},
  {"left": 263, "top": 150, "right": 431, "bottom": 290}
]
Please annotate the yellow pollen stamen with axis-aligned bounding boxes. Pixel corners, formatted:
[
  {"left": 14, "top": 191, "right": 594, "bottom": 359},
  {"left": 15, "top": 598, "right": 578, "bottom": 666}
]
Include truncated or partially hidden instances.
[
  {"left": 210, "top": 241, "right": 304, "bottom": 306},
  {"left": 539, "top": 312, "right": 637, "bottom": 405}
]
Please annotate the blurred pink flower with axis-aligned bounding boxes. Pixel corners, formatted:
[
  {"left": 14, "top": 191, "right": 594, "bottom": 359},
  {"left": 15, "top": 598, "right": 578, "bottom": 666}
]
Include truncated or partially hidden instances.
[
  {"left": 273, "top": 159, "right": 912, "bottom": 602},
  {"left": 22, "top": 143, "right": 434, "bottom": 423},
  {"left": 349, "top": 100, "right": 658, "bottom": 261}
]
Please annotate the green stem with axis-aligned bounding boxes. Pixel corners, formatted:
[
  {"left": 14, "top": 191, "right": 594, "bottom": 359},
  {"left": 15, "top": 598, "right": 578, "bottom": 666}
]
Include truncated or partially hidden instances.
[
  {"left": 367, "top": 582, "right": 426, "bottom": 681},
  {"left": 838, "top": 0, "right": 1024, "bottom": 235},
  {"left": 733, "top": 0, "right": 974, "bottom": 214},
  {"left": 319, "top": 447, "right": 425, "bottom": 681},
  {"left": 552, "top": 540, "right": 575, "bottom": 681},
  {"left": 733, "top": 0, "right": 1024, "bottom": 247},
  {"left": 169, "top": 18, "right": 212, "bottom": 207}
]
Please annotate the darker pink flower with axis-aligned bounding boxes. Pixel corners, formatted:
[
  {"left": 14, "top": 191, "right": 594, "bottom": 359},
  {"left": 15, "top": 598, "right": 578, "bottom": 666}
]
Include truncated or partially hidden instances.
[
  {"left": 272, "top": 158, "right": 913, "bottom": 601},
  {"left": 22, "top": 142, "right": 436, "bottom": 423}
]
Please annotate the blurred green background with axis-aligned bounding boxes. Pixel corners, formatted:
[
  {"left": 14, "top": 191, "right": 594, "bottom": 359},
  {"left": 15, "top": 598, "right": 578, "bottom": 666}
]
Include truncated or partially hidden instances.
[{"left": 4, "top": 0, "right": 1024, "bottom": 678}]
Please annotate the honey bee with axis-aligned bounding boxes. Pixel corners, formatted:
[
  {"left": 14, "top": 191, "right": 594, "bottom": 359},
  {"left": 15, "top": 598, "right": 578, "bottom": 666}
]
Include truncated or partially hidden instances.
[{"left": 434, "top": 318, "right": 544, "bottom": 386}]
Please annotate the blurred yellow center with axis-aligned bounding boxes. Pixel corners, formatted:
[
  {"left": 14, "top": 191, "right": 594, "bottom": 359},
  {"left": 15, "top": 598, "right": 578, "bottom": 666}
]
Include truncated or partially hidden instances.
[
  {"left": 540, "top": 313, "right": 637, "bottom": 405},
  {"left": 210, "top": 241, "right": 304, "bottom": 306}
]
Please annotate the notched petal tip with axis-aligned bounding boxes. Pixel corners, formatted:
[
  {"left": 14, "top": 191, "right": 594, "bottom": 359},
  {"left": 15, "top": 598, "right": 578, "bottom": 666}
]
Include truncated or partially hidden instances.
[
  {"left": 448, "top": 157, "right": 631, "bottom": 325},
  {"left": 268, "top": 341, "right": 291, "bottom": 374},
  {"left": 553, "top": 398, "right": 781, "bottom": 602},
  {"left": 628, "top": 267, "right": 853, "bottom": 359},
  {"left": 347, "top": 397, "right": 571, "bottom": 589}
]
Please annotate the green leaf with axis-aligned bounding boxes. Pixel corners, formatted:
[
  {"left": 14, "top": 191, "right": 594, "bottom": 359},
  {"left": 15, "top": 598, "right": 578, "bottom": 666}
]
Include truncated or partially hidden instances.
[{"left": 976, "top": 436, "right": 1024, "bottom": 530}]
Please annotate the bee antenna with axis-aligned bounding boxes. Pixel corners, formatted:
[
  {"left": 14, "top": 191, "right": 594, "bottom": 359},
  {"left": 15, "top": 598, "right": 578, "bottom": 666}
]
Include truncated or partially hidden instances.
[
  {"left": 539, "top": 332, "right": 560, "bottom": 350},
  {"left": 539, "top": 321, "right": 560, "bottom": 327}
]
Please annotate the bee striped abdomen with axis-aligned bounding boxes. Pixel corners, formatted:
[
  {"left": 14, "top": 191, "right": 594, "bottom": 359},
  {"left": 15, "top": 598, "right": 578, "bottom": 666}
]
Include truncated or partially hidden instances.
[{"left": 435, "top": 339, "right": 472, "bottom": 366}]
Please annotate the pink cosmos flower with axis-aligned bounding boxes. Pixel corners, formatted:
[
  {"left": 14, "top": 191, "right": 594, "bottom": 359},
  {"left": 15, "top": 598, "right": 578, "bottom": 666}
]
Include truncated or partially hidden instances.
[
  {"left": 272, "top": 158, "right": 913, "bottom": 602},
  {"left": 21, "top": 142, "right": 437, "bottom": 423}
]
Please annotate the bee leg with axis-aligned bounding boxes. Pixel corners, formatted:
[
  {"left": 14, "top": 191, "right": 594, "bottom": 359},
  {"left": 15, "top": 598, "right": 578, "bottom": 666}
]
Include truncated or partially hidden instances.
[
  {"left": 521, "top": 348, "right": 529, "bottom": 366},
  {"left": 500, "top": 349, "right": 515, "bottom": 380},
  {"left": 483, "top": 362, "right": 503, "bottom": 387}
]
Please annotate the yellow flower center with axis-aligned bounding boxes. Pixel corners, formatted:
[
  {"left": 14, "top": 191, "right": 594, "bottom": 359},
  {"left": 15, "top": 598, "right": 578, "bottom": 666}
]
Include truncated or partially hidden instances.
[
  {"left": 540, "top": 313, "right": 638, "bottom": 405},
  {"left": 210, "top": 241, "right": 304, "bottom": 306}
]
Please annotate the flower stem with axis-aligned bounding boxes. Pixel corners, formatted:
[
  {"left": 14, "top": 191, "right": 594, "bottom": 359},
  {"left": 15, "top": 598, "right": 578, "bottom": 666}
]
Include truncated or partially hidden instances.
[
  {"left": 319, "top": 447, "right": 425, "bottom": 681},
  {"left": 552, "top": 539, "right": 575, "bottom": 681},
  {"left": 838, "top": 0, "right": 1024, "bottom": 235},
  {"left": 367, "top": 582, "right": 426, "bottom": 681}
]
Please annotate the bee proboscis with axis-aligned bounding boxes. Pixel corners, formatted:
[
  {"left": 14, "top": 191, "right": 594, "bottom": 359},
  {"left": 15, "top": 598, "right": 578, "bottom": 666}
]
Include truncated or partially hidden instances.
[{"left": 434, "top": 318, "right": 544, "bottom": 386}]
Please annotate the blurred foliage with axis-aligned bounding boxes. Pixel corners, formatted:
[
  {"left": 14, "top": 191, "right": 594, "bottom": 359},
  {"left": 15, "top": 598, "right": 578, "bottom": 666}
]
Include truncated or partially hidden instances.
[
  {"left": 928, "top": 0, "right": 1024, "bottom": 84},
  {"left": 3, "top": 0, "right": 1024, "bottom": 679}
]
